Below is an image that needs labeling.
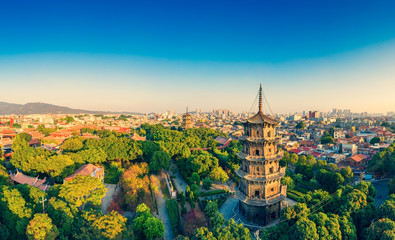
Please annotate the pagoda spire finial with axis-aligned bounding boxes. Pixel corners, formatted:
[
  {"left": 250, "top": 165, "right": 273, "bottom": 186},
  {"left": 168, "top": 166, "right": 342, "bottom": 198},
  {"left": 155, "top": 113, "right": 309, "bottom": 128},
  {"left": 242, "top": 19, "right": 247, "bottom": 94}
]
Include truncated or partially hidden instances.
[{"left": 259, "top": 83, "right": 262, "bottom": 112}]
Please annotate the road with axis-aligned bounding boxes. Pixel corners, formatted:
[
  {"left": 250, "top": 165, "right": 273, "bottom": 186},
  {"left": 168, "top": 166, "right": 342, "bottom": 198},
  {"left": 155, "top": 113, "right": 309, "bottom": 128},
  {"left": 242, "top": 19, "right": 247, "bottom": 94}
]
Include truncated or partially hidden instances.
[
  {"left": 101, "top": 183, "right": 117, "bottom": 213},
  {"left": 155, "top": 185, "right": 175, "bottom": 240},
  {"left": 373, "top": 179, "right": 390, "bottom": 208}
]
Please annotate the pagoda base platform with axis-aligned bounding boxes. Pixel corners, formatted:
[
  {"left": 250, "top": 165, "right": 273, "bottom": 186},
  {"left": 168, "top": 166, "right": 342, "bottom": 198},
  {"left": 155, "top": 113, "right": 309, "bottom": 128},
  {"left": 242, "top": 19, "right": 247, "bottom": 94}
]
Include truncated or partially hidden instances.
[{"left": 238, "top": 200, "right": 281, "bottom": 225}]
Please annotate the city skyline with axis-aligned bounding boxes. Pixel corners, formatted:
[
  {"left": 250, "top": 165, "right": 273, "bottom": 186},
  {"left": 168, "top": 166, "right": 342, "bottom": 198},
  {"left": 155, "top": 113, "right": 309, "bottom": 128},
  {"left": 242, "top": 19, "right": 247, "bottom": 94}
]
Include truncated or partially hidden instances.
[{"left": 1, "top": 1, "right": 394, "bottom": 114}]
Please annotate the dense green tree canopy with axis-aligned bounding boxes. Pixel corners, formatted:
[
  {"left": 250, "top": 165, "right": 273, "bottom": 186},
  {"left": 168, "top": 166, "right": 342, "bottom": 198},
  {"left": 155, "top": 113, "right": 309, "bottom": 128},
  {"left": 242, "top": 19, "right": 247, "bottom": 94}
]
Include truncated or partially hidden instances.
[
  {"left": 202, "top": 177, "right": 213, "bottom": 190},
  {"left": 377, "top": 195, "right": 395, "bottom": 221},
  {"left": 62, "top": 138, "right": 84, "bottom": 152},
  {"left": 321, "top": 131, "right": 334, "bottom": 144},
  {"left": 191, "top": 227, "right": 217, "bottom": 240},
  {"left": 0, "top": 186, "right": 33, "bottom": 239},
  {"left": 133, "top": 203, "right": 164, "bottom": 240},
  {"left": 26, "top": 213, "right": 59, "bottom": 240},
  {"left": 81, "top": 210, "right": 128, "bottom": 240},
  {"left": 367, "top": 143, "right": 395, "bottom": 177},
  {"left": 289, "top": 218, "right": 319, "bottom": 240},
  {"left": 369, "top": 137, "right": 381, "bottom": 145},
  {"left": 281, "top": 176, "right": 295, "bottom": 190},
  {"left": 59, "top": 175, "right": 107, "bottom": 210},
  {"left": 47, "top": 197, "right": 74, "bottom": 236},
  {"left": 77, "top": 147, "right": 107, "bottom": 164},
  {"left": 295, "top": 122, "right": 305, "bottom": 129},
  {"left": 149, "top": 150, "right": 171, "bottom": 173},
  {"left": 364, "top": 218, "right": 395, "bottom": 240}
]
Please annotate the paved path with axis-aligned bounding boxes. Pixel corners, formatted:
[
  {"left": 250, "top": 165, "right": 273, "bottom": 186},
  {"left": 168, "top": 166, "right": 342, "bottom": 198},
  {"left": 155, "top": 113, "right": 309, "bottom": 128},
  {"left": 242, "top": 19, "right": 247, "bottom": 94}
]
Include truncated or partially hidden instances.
[
  {"left": 101, "top": 184, "right": 117, "bottom": 213},
  {"left": 283, "top": 197, "right": 298, "bottom": 208},
  {"left": 219, "top": 196, "right": 239, "bottom": 220},
  {"left": 373, "top": 179, "right": 390, "bottom": 208},
  {"left": 155, "top": 185, "right": 174, "bottom": 240},
  {"left": 173, "top": 169, "right": 187, "bottom": 193}
]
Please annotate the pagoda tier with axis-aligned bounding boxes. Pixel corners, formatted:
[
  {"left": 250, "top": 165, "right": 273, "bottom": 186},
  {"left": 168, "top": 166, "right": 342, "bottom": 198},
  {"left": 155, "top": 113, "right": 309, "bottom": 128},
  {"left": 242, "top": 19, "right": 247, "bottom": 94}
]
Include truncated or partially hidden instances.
[
  {"left": 236, "top": 184, "right": 287, "bottom": 206},
  {"left": 235, "top": 166, "right": 286, "bottom": 182}
]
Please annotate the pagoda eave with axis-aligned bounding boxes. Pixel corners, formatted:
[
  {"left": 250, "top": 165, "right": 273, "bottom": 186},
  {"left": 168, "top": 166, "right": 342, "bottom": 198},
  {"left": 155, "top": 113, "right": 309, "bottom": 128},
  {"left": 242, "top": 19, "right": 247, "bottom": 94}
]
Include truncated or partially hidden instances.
[
  {"left": 236, "top": 168, "right": 286, "bottom": 181},
  {"left": 236, "top": 190, "right": 286, "bottom": 207},
  {"left": 237, "top": 152, "right": 282, "bottom": 162}
]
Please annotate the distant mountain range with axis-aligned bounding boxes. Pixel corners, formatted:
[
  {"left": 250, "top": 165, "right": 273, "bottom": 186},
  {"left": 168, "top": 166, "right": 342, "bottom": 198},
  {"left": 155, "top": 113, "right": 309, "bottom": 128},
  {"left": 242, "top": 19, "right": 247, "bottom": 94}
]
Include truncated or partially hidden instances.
[{"left": 0, "top": 102, "right": 143, "bottom": 115}]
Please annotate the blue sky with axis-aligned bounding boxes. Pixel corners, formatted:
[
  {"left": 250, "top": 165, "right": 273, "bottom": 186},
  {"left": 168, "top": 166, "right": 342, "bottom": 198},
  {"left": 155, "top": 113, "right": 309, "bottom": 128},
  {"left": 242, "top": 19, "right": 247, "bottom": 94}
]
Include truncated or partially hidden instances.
[{"left": 1, "top": 0, "right": 394, "bottom": 113}]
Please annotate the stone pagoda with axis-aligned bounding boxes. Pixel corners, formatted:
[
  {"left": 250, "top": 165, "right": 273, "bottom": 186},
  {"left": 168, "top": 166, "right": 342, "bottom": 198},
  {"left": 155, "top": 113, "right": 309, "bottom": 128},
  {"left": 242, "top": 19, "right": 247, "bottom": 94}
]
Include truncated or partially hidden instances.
[
  {"left": 182, "top": 107, "right": 193, "bottom": 129},
  {"left": 236, "top": 84, "right": 287, "bottom": 225}
]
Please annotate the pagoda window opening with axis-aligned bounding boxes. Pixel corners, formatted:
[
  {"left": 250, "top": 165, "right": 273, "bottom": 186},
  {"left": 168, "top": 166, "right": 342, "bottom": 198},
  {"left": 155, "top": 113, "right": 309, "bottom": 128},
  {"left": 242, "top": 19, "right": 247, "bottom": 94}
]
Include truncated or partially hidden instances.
[
  {"left": 271, "top": 212, "right": 276, "bottom": 220},
  {"left": 256, "top": 149, "right": 260, "bottom": 156},
  {"left": 268, "top": 131, "right": 271, "bottom": 137},
  {"left": 255, "top": 190, "right": 260, "bottom": 198},
  {"left": 269, "top": 167, "right": 273, "bottom": 174}
]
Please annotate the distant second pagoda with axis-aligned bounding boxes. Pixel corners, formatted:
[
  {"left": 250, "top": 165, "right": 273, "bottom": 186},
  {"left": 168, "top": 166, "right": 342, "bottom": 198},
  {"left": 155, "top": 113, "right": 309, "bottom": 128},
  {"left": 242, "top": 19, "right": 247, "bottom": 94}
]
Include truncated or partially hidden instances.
[
  {"left": 236, "top": 84, "right": 287, "bottom": 225},
  {"left": 182, "top": 107, "right": 193, "bottom": 129}
]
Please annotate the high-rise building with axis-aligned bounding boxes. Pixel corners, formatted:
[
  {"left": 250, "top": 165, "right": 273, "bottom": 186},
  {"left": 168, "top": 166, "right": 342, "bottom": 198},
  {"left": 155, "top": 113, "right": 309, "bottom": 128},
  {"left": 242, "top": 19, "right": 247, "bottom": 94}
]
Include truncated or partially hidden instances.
[
  {"left": 309, "top": 110, "right": 320, "bottom": 119},
  {"left": 236, "top": 84, "right": 287, "bottom": 225}
]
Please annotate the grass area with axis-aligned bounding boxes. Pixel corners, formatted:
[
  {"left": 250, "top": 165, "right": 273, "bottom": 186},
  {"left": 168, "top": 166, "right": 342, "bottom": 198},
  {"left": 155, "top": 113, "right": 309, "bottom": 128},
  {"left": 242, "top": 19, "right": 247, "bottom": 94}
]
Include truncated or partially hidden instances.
[
  {"left": 160, "top": 180, "right": 171, "bottom": 199},
  {"left": 166, "top": 199, "right": 180, "bottom": 236},
  {"left": 200, "top": 189, "right": 228, "bottom": 197}
]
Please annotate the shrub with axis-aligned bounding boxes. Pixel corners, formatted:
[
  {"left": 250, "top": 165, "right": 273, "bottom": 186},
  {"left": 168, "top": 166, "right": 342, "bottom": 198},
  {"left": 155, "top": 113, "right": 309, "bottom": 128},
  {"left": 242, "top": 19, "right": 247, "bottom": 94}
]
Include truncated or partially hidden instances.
[
  {"left": 199, "top": 189, "right": 228, "bottom": 197},
  {"left": 287, "top": 192, "right": 302, "bottom": 202},
  {"left": 166, "top": 200, "right": 180, "bottom": 235},
  {"left": 202, "top": 177, "right": 213, "bottom": 190}
]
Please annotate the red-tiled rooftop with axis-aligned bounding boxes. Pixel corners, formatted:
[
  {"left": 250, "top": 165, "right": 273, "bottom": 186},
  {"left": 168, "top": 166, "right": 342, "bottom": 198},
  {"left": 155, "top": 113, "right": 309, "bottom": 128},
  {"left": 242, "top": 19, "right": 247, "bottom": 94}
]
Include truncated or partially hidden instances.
[
  {"left": 81, "top": 133, "right": 100, "bottom": 139},
  {"left": 290, "top": 149, "right": 303, "bottom": 154},
  {"left": 347, "top": 154, "right": 367, "bottom": 162},
  {"left": 64, "top": 163, "right": 102, "bottom": 181},
  {"left": 131, "top": 133, "right": 146, "bottom": 141},
  {"left": 215, "top": 135, "right": 232, "bottom": 145},
  {"left": 311, "top": 151, "right": 322, "bottom": 157},
  {"left": 9, "top": 170, "right": 50, "bottom": 191},
  {"left": 0, "top": 129, "right": 16, "bottom": 135}
]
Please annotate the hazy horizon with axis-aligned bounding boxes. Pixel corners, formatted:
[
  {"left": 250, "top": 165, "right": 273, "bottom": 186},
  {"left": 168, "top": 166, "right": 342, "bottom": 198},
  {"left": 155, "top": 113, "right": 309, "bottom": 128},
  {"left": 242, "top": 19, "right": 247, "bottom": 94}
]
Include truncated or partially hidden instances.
[{"left": 1, "top": 1, "right": 394, "bottom": 114}]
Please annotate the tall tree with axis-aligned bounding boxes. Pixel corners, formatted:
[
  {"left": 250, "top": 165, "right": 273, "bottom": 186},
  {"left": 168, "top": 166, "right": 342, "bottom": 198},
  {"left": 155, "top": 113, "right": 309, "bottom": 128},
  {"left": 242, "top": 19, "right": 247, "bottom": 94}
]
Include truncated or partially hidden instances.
[
  {"left": 289, "top": 218, "right": 319, "bottom": 240},
  {"left": 46, "top": 197, "right": 74, "bottom": 237},
  {"left": 79, "top": 210, "right": 128, "bottom": 240},
  {"left": 26, "top": 213, "right": 59, "bottom": 240},
  {"left": 59, "top": 175, "right": 107, "bottom": 210},
  {"left": 78, "top": 147, "right": 107, "bottom": 164},
  {"left": 0, "top": 186, "right": 33, "bottom": 239},
  {"left": 364, "top": 218, "right": 395, "bottom": 240},
  {"left": 149, "top": 151, "right": 171, "bottom": 173},
  {"left": 37, "top": 154, "right": 75, "bottom": 178},
  {"left": 62, "top": 138, "right": 84, "bottom": 152},
  {"left": 191, "top": 227, "right": 217, "bottom": 240},
  {"left": 133, "top": 203, "right": 164, "bottom": 240}
]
